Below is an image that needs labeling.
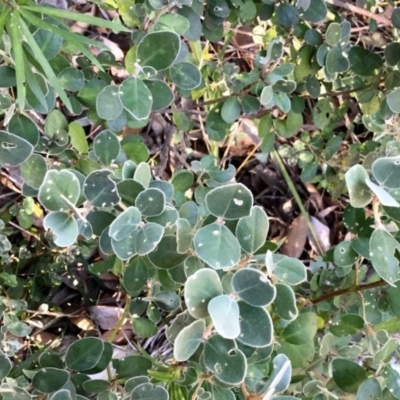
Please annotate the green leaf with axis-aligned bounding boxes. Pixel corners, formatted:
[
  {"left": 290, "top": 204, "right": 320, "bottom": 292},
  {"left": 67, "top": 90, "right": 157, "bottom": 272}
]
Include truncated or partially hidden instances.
[
  {"left": 123, "top": 142, "right": 149, "bottom": 165},
  {"left": 344, "top": 165, "right": 372, "bottom": 208},
  {"left": 33, "top": 28, "right": 63, "bottom": 60},
  {"left": 174, "top": 319, "right": 205, "bottom": 361},
  {"left": 137, "top": 31, "right": 180, "bottom": 71},
  {"left": 221, "top": 98, "right": 241, "bottom": 123},
  {"left": 332, "top": 359, "right": 367, "bottom": 393},
  {"left": 184, "top": 268, "right": 223, "bottom": 319},
  {"left": 153, "top": 13, "right": 190, "bottom": 35},
  {"left": 134, "top": 162, "right": 151, "bottom": 188},
  {"left": 96, "top": 85, "right": 123, "bottom": 120},
  {"left": 385, "top": 43, "right": 400, "bottom": 66},
  {"left": 22, "top": 5, "right": 130, "bottom": 32},
  {"left": 274, "top": 283, "right": 298, "bottom": 321},
  {"left": 365, "top": 179, "right": 400, "bottom": 207},
  {"left": 0, "top": 354, "right": 12, "bottom": 380},
  {"left": 387, "top": 88, "right": 400, "bottom": 113},
  {"left": 9, "top": 12, "right": 26, "bottom": 110},
  {"left": 282, "top": 313, "right": 318, "bottom": 345},
  {"left": 235, "top": 206, "right": 269, "bottom": 254},
  {"left": 65, "top": 337, "right": 104, "bottom": 371},
  {"left": 144, "top": 80, "right": 174, "bottom": 111},
  {"left": 8, "top": 114, "right": 39, "bottom": 146},
  {"left": 111, "top": 230, "right": 137, "bottom": 261},
  {"left": 20, "top": 154, "right": 47, "bottom": 189},
  {"left": 176, "top": 218, "right": 192, "bottom": 254},
  {"left": 58, "top": 67, "right": 84, "bottom": 92},
  {"left": 123, "top": 257, "right": 148, "bottom": 294},
  {"left": 356, "top": 378, "right": 381, "bottom": 400},
  {"left": 32, "top": 368, "right": 69, "bottom": 393},
  {"left": 44, "top": 211, "right": 79, "bottom": 247},
  {"left": 204, "top": 335, "right": 247, "bottom": 385},
  {"left": 68, "top": 122, "right": 88, "bottom": 153},
  {"left": 132, "top": 317, "right": 158, "bottom": 338},
  {"left": 325, "top": 22, "right": 341, "bottom": 46},
  {"left": 172, "top": 170, "right": 194, "bottom": 193},
  {"left": 260, "top": 86, "right": 274, "bottom": 106},
  {"left": 119, "top": 77, "right": 152, "bottom": 120},
  {"left": 84, "top": 170, "right": 121, "bottom": 207},
  {"left": 370, "top": 228, "right": 400, "bottom": 286},
  {"left": 109, "top": 207, "right": 141, "bottom": 241},
  {"left": 148, "top": 235, "right": 187, "bottom": 269},
  {"left": 261, "top": 354, "right": 292, "bottom": 397},
  {"left": 0, "top": 66, "right": 16, "bottom": 88},
  {"left": 170, "top": 62, "right": 201, "bottom": 90},
  {"left": 232, "top": 268, "right": 275, "bottom": 307},
  {"left": 304, "top": 76, "right": 320, "bottom": 98},
  {"left": 94, "top": 129, "right": 121, "bottom": 165},
  {"left": 208, "top": 295, "right": 240, "bottom": 339},
  {"left": 274, "top": 256, "right": 307, "bottom": 285},
  {"left": 333, "top": 241, "right": 358, "bottom": 267},
  {"left": 301, "top": 0, "right": 327, "bottom": 22},
  {"left": 372, "top": 155, "right": 400, "bottom": 189},
  {"left": 237, "top": 302, "right": 273, "bottom": 348},
  {"left": 349, "top": 46, "right": 382, "bottom": 76},
  {"left": 135, "top": 223, "right": 164, "bottom": 255},
  {"left": 392, "top": 7, "right": 400, "bottom": 29},
  {"left": 135, "top": 188, "right": 165, "bottom": 217},
  {"left": 39, "top": 170, "right": 81, "bottom": 211},
  {"left": 0, "top": 130, "right": 33, "bottom": 167},
  {"left": 19, "top": 18, "right": 72, "bottom": 112},
  {"left": 326, "top": 46, "right": 350, "bottom": 74},
  {"left": 205, "top": 183, "right": 252, "bottom": 220},
  {"left": 330, "top": 314, "right": 364, "bottom": 337},
  {"left": 130, "top": 383, "right": 168, "bottom": 400},
  {"left": 49, "top": 390, "right": 72, "bottom": 400},
  {"left": 194, "top": 223, "right": 241, "bottom": 269}
]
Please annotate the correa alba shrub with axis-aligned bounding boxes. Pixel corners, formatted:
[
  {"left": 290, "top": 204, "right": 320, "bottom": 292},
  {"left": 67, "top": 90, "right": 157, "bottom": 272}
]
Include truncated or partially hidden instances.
[{"left": 2, "top": 0, "right": 400, "bottom": 399}]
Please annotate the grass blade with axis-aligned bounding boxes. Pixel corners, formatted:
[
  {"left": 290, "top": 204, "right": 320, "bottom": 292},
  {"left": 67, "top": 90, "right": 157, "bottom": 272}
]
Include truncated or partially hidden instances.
[
  {"left": 19, "top": 9, "right": 105, "bottom": 72},
  {"left": 0, "top": 6, "right": 11, "bottom": 39},
  {"left": 8, "top": 11, "right": 26, "bottom": 110},
  {"left": 19, "top": 18, "right": 73, "bottom": 112},
  {"left": 21, "top": 4, "right": 130, "bottom": 32}
]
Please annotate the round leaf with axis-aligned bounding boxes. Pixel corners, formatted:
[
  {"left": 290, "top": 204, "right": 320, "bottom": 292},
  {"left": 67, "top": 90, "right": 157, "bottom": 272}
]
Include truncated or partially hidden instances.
[
  {"left": 84, "top": 170, "right": 121, "bottom": 207},
  {"left": 109, "top": 207, "right": 141, "bottom": 241},
  {"left": 44, "top": 212, "right": 79, "bottom": 247},
  {"left": 39, "top": 170, "right": 80, "bottom": 211},
  {"left": 274, "top": 283, "right": 298, "bottom": 321},
  {"left": 344, "top": 165, "right": 372, "bottom": 208},
  {"left": 370, "top": 228, "right": 400, "bottom": 286},
  {"left": 94, "top": 129, "right": 120, "bottom": 165},
  {"left": 274, "top": 256, "right": 307, "bottom": 285},
  {"left": 96, "top": 85, "right": 123, "bottom": 120},
  {"left": 208, "top": 295, "right": 240, "bottom": 339},
  {"left": 232, "top": 268, "right": 275, "bottom": 307},
  {"left": 32, "top": 368, "right": 69, "bottom": 393},
  {"left": 65, "top": 337, "right": 104, "bottom": 371},
  {"left": 203, "top": 335, "right": 247, "bottom": 385},
  {"left": 332, "top": 359, "right": 367, "bottom": 393},
  {"left": 144, "top": 80, "right": 174, "bottom": 111},
  {"left": 356, "top": 378, "right": 381, "bottom": 400},
  {"left": 135, "top": 223, "right": 164, "bottom": 255},
  {"left": 137, "top": 31, "right": 180, "bottom": 71},
  {"left": 237, "top": 301, "right": 273, "bottom": 348},
  {"left": 173, "top": 319, "right": 205, "bottom": 361},
  {"left": 8, "top": 114, "right": 39, "bottom": 146},
  {"left": 0, "top": 354, "right": 12, "bottom": 380},
  {"left": 119, "top": 77, "right": 152, "bottom": 120},
  {"left": 148, "top": 235, "right": 187, "bottom": 269},
  {"left": 372, "top": 155, "right": 400, "bottom": 189},
  {"left": 282, "top": 313, "right": 318, "bottom": 345},
  {"left": 330, "top": 314, "right": 364, "bottom": 337},
  {"left": 205, "top": 183, "right": 253, "bottom": 220},
  {"left": 387, "top": 87, "right": 400, "bottom": 113},
  {"left": 0, "top": 130, "right": 33, "bottom": 167},
  {"left": 184, "top": 268, "right": 223, "bottom": 319},
  {"left": 130, "top": 383, "right": 168, "bottom": 400},
  {"left": 193, "top": 223, "right": 241, "bottom": 269},
  {"left": 21, "top": 154, "right": 47, "bottom": 189},
  {"left": 235, "top": 206, "right": 269, "bottom": 254},
  {"left": 221, "top": 98, "right": 241, "bottom": 123},
  {"left": 135, "top": 188, "right": 165, "bottom": 217},
  {"left": 170, "top": 62, "right": 201, "bottom": 90}
]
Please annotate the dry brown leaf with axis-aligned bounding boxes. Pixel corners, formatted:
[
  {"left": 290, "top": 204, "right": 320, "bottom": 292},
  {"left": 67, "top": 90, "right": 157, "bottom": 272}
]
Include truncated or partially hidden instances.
[
  {"left": 280, "top": 215, "right": 308, "bottom": 258},
  {"left": 70, "top": 316, "right": 96, "bottom": 331},
  {"left": 32, "top": 331, "right": 57, "bottom": 345},
  {"left": 89, "top": 306, "right": 130, "bottom": 330}
]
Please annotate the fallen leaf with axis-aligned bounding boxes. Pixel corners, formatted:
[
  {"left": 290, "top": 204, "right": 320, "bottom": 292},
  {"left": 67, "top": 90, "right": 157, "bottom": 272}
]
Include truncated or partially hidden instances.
[{"left": 281, "top": 215, "right": 308, "bottom": 258}]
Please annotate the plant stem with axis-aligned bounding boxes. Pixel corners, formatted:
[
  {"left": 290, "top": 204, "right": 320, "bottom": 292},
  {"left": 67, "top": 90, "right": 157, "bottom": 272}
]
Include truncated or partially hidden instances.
[
  {"left": 271, "top": 149, "right": 324, "bottom": 255},
  {"left": 107, "top": 296, "right": 131, "bottom": 343},
  {"left": 311, "top": 279, "right": 387, "bottom": 304}
]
